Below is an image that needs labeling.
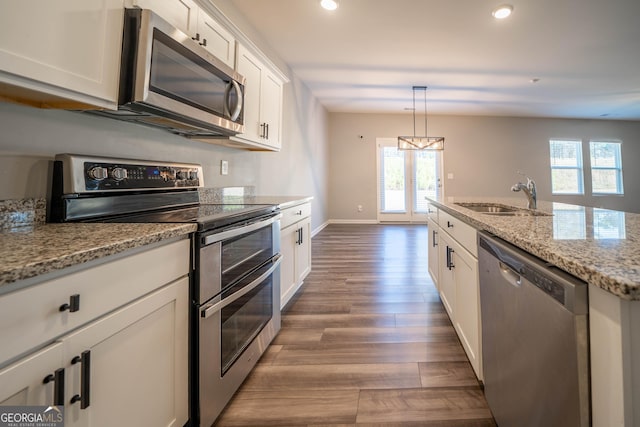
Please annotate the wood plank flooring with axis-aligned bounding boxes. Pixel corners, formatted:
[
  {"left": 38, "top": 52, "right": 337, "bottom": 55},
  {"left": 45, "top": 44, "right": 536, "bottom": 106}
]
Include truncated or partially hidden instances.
[{"left": 214, "top": 224, "right": 496, "bottom": 427}]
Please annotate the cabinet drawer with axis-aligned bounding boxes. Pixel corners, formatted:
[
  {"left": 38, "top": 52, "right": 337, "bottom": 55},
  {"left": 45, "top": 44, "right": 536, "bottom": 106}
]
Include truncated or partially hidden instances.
[
  {"left": 0, "top": 239, "right": 189, "bottom": 365},
  {"left": 438, "top": 210, "right": 477, "bottom": 258},
  {"left": 281, "top": 202, "right": 311, "bottom": 229}
]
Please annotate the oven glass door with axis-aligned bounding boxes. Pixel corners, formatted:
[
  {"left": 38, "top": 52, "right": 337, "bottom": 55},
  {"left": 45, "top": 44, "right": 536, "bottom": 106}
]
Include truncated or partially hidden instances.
[
  {"left": 221, "top": 224, "right": 274, "bottom": 287},
  {"left": 220, "top": 263, "right": 274, "bottom": 374}
]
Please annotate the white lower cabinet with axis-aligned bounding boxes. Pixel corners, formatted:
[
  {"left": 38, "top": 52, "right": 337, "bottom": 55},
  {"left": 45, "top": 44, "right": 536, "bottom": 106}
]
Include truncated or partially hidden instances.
[
  {"left": 0, "top": 343, "right": 64, "bottom": 407},
  {"left": 0, "top": 239, "right": 190, "bottom": 426},
  {"left": 280, "top": 202, "right": 312, "bottom": 308},
  {"left": 427, "top": 217, "right": 440, "bottom": 291},
  {"left": 63, "top": 277, "right": 188, "bottom": 427},
  {"left": 436, "top": 212, "right": 482, "bottom": 380}
]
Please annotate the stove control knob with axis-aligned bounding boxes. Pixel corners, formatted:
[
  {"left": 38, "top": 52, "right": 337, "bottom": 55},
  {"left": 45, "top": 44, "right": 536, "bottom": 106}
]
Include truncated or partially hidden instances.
[
  {"left": 111, "top": 167, "right": 128, "bottom": 181},
  {"left": 176, "top": 170, "right": 185, "bottom": 180},
  {"left": 189, "top": 170, "right": 198, "bottom": 181},
  {"left": 88, "top": 167, "right": 108, "bottom": 181}
]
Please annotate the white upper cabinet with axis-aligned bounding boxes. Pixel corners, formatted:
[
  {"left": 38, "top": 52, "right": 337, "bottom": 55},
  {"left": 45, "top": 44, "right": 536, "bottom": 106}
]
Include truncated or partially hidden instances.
[
  {"left": 130, "top": 0, "right": 236, "bottom": 68},
  {"left": 196, "top": 8, "right": 236, "bottom": 68},
  {"left": 128, "top": 0, "right": 198, "bottom": 36},
  {"left": 0, "top": 0, "right": 125, "bottom": 109},
  {"left": 233, "top": 44, "right": 284, "bottom": 151}
]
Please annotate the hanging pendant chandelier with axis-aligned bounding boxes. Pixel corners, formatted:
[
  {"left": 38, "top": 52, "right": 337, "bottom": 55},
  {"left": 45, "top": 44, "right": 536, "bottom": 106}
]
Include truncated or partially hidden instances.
[{"left": 398, "top": 86, "right": 444, "bottom": 151}]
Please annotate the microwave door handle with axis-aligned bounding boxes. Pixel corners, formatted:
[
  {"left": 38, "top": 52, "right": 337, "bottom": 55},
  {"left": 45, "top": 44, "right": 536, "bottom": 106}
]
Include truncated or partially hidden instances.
[
  {"left": 201, "top": 255, "right": 282, "bottom": 319},
  {"left": 226, "top": 80, "right": 243, "bottom": 122}
]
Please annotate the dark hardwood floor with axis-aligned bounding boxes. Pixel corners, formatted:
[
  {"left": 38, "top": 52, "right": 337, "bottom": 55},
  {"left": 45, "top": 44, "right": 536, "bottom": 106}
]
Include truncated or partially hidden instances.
[{"left": 214, "top": 224, "right": 496, "bottom": 426}]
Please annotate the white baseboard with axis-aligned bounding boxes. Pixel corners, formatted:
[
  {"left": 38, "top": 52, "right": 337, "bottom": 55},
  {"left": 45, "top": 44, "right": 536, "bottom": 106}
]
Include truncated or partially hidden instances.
[
  {"left": 311, "top": 221, "right": 329, "bottom": 238},
  {"left": 328, "top": 219, "right": 379, "bottom": 225}
]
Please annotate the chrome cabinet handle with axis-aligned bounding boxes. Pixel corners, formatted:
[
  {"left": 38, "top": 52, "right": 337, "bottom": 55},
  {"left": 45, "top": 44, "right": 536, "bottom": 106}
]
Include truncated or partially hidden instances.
[{"left": 432, "top": 230, "right": 438, "bottom": 247}]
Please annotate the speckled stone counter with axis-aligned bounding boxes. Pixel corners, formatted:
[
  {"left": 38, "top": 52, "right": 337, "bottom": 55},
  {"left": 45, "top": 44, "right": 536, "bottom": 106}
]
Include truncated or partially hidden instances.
[
  {"left": 427, "top": 196, "right": 640, "bottom": 300},
  {"left": 0, "top": 222, "right": 196, "bottom": 289},
  {"left": 199, "top": 189, "right": 312, "bottom": 210}
]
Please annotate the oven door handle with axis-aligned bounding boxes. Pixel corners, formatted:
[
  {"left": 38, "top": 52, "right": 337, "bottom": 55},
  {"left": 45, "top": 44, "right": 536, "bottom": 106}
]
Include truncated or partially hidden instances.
[
  {"left": 201, "top": 255, "right": 282, "bottom": 319},
  {"left": 203, "top": 213, "right": 282, "bottom": 246}
]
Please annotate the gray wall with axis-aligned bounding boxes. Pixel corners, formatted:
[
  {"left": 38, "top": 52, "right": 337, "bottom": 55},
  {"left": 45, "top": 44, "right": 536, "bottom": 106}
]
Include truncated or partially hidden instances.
[
  {"left": 329, "top": 113, "right": 640, "bottom": 220},
  {"left": 0, "top": 1, "right": 330, "bottom": 231}
]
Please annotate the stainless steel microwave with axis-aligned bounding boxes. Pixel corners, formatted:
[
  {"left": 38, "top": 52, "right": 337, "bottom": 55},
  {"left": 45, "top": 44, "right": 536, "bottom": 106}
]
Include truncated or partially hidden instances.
[{"left": 89, "top": 8, "right": 245, "bottom": 139}]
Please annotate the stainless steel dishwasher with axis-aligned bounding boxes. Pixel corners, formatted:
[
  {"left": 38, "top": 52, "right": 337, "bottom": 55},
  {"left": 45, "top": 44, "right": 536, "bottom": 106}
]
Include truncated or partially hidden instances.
[{"left": 478, "top": 232, "right": 590, "bottom": 427}]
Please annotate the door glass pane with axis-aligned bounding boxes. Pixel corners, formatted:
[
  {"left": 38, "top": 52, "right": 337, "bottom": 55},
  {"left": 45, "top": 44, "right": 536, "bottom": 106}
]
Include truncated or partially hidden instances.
[
  {"left": 414, "top": 151, "right": 438, "bottom": 212},
  {"left": 381, "top": 147, "right": 406, "bottom": 212}
]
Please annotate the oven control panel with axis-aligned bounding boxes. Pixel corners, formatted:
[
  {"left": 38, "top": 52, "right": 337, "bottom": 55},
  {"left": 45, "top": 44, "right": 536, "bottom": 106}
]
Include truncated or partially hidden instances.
[
  {"left": 84, "top": 162, "right": 201, "bottom": 191},
  {"left": 55, "top": 154, "right": 204, "bottom": 193}
]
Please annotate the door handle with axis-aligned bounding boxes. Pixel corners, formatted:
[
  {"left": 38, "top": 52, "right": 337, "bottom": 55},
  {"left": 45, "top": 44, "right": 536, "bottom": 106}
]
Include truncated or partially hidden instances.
[
  {"left": 446, "top": 246, "right": 455, "bottom": 270},
  {"left": 60, "top": 294, "right": 80, "bottom": 312},
  {"left": 70, "top": 350, "right": 91, "bottom": 409},
  {"left": 43, "top": 368, "right": 65, "bottom": 406}
]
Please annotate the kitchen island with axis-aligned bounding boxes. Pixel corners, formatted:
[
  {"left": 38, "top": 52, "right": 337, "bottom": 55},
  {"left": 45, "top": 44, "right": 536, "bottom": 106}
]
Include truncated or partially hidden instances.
[{"left": 427, "top": 196, "right": 640, "bottom": 427}]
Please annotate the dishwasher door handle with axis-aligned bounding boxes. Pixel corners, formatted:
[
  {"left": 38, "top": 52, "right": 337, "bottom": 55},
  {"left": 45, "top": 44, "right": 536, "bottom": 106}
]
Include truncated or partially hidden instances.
[{"left": 499, "top": 261, "right": 522, "bottom": 287}]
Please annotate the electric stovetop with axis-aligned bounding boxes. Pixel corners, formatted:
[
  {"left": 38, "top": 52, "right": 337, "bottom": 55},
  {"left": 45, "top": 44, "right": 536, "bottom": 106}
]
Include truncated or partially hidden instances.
[{"left": 94, "top": 203, "right": 278, "bottom": 232}]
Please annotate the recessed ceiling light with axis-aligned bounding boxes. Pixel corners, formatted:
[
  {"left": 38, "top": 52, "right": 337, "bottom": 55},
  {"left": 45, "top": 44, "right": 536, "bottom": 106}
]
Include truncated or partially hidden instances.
[
  {"left": 492, "top": 4, "right": 513, "bottom": 19},
  {"left": 320, "top": 0, "right": 339, "bottom": 11}
]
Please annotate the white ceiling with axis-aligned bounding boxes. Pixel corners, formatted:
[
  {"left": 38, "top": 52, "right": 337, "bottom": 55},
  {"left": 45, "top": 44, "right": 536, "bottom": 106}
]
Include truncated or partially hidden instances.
[{"left": 230, "top": 0, "right": 640, "bottom": 120}]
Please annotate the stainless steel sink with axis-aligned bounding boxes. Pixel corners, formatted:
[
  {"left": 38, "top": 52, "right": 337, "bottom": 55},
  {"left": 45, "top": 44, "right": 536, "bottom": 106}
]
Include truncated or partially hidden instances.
[{"left": 455, "top": 202, "right": 551, "bottom": 217}]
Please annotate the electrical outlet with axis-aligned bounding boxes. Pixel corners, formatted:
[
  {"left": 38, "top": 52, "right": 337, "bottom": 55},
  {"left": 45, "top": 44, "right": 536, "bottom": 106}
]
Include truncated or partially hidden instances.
[
  {"left": 221, "top": 160, "right": 228, "bottom": 175},
  {"left": 357, "top": 205, "right": 363, "bottom": 212}
]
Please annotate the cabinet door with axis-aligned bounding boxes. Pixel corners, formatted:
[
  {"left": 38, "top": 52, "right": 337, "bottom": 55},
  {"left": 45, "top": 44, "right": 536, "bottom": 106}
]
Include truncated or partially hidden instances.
[
  {"left": 438, "top": 232, "right": 456, "bottom": 319},
  {"left": 427, "top": 218, "right": 439, "bottom": 291},
  {"left": 0, "top": 0, "right": 124, "bottom": 108},
  {"left": 260, "top": 69, "right": 284, "bottom": 149},
  {"left": 0, "top": 343, "right": 64, "bottom": 407},
  {"left": 130, "top": 0, "right": 198, "bottom": 37},
  {"left": 197, "top": 9, "right": 235, "bottom": 68},
  {"left": 450, "top": 242, "right": 481, "bottom": 379},
  {"left": 295, "top": 218, "right": 312, "bottom": 285},
  {"left": 63, "top": 278, "right": 189, "bottom": 427},
  {"left": 280, "top": 225, "right": 297, "bottom": 309},
  {"left": 235, "top": 44, "right": 263, "bottom": 143}
]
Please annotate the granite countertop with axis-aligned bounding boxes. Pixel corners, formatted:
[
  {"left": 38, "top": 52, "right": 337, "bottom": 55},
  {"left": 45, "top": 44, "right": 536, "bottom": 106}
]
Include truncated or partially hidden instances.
[
  {"left": 0, "top": 193, "right": 312, "bottom": 291},
  {"left": 243, "top": 196, "right": 313, "bottom": 209},
  {"left": 0, "top": 222, "right": 196, "bottom": 290},
  {"left": 427, "top": 196, "right": 640, "bottom": 301},
  {"left": 198, "top": 191, "right": 313, "bottom": 209}
]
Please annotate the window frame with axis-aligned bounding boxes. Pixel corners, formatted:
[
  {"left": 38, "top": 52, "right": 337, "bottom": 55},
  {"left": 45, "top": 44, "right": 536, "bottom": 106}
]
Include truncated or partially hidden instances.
[
  {"left": 589, "top": 141, "right": 624, "bottom": 195},
  {"left": 549, "top": 139, "right": 585, "bottom": 195}
]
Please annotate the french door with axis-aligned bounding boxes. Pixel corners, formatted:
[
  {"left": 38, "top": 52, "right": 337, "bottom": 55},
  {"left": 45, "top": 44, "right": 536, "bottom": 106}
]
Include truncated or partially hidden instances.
[{"left": 376, "top": 138, "right": 442, "bottom": 222}]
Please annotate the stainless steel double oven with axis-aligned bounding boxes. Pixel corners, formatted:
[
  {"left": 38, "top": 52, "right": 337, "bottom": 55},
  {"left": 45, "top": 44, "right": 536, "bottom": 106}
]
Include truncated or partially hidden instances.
[
  {"left": 196, "top": 213, "right": 281, "bottom": 426},
  {"left": 49, "top": 154, "right": 281, "bottom": 427}
]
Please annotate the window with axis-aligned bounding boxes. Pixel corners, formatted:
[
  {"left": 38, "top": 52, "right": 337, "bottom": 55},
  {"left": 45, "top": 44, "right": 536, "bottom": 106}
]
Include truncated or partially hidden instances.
[
  {"left": 549, "top": 140, "right": 584, "bottom": 194},
  {"left": 590, "top": 141, "right": 623, "bottom": 194}
]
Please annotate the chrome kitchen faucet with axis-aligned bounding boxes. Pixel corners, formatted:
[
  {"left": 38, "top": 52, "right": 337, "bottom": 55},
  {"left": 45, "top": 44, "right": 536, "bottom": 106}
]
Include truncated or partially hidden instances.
[{"left": 511, "top": 172, "right": 537, "bottom": 209}]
